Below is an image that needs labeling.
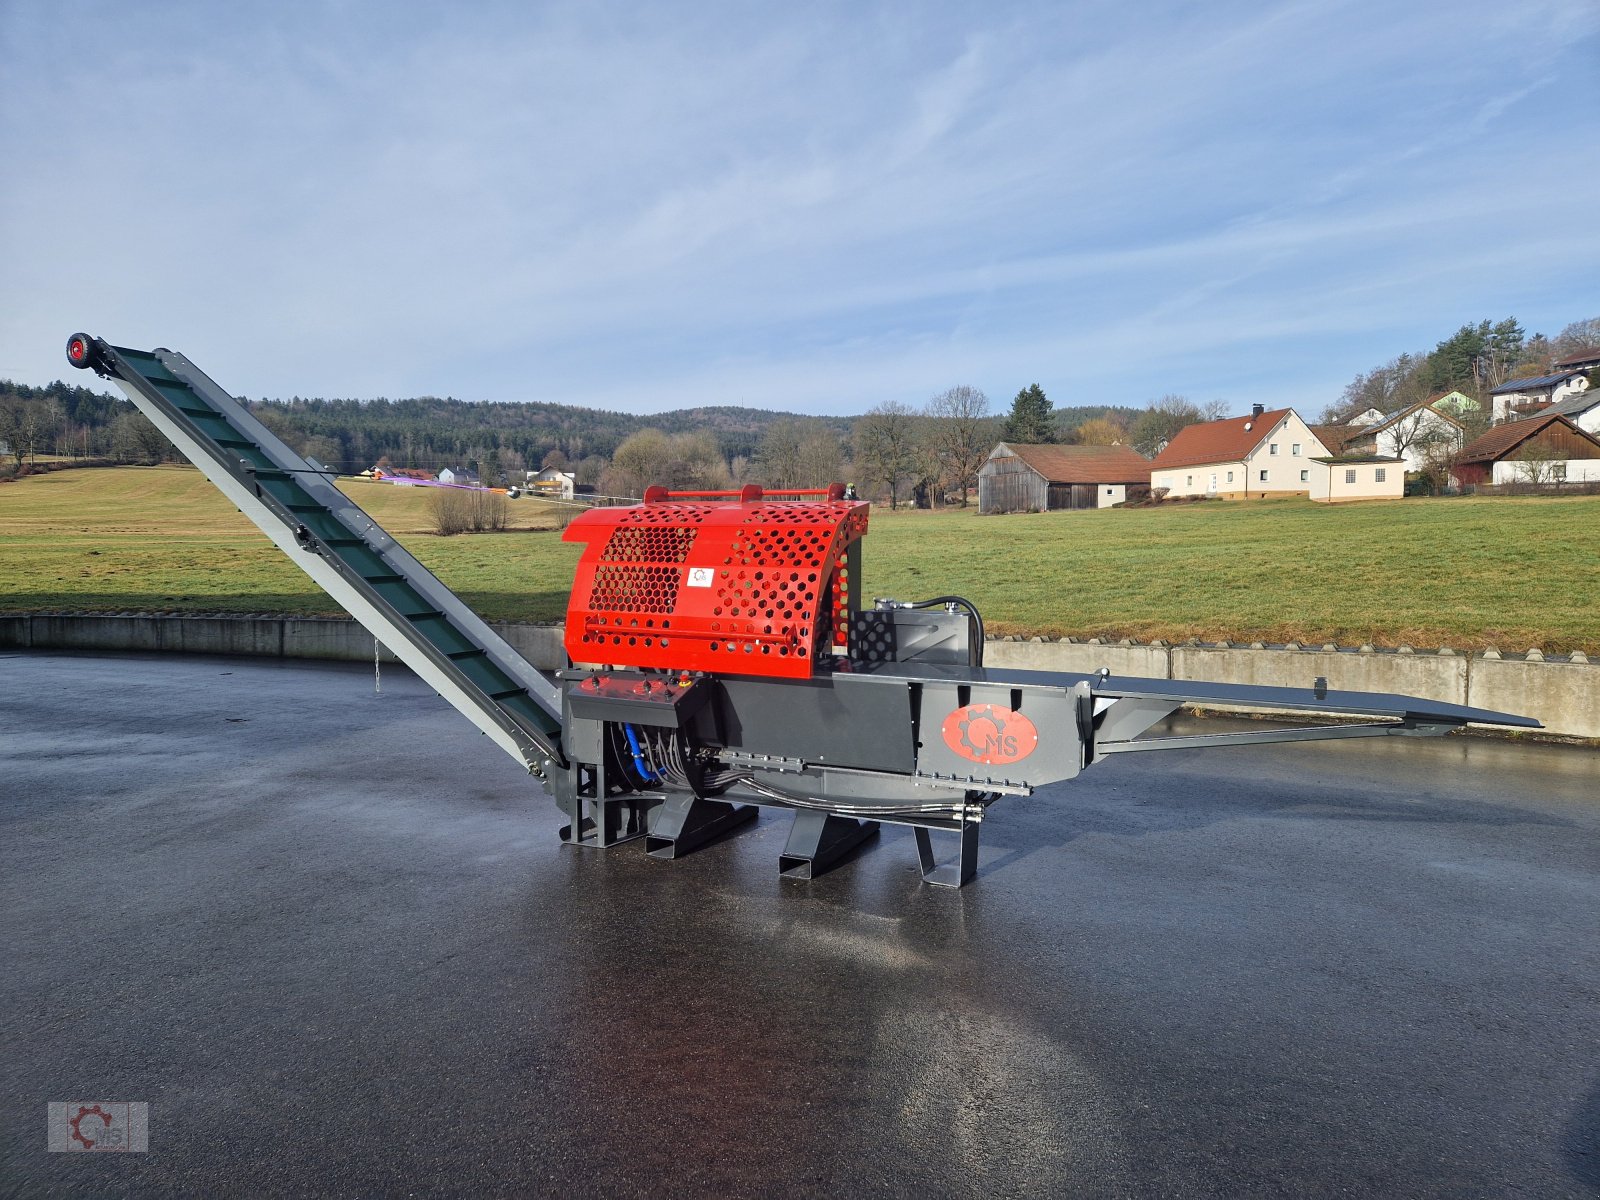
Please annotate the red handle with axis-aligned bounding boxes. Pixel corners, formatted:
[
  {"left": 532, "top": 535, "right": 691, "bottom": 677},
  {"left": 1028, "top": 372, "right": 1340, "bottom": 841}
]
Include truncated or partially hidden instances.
[{"left": 642, "top": 483, "right": 847, "bottom": 503}]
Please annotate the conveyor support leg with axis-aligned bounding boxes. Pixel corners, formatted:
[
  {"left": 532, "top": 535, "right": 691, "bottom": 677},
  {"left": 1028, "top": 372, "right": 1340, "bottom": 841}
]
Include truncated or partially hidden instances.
[
  {"left": 779, "top": 810, "right": 880, "bottom": 880},
  {"left": 645, "top": 795, "right": 758, "bottom": 859},
  {"left": 914, "top": 819, "right": 980, "bottom": 888}
]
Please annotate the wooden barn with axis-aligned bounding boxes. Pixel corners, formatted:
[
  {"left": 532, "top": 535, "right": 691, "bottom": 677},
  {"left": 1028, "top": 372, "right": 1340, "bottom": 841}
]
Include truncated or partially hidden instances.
[
  {"left": 1451, "top": 413, "right": 1600, "bottom": 487},
  {"left": 978, "top": 442, "right": 1151, "bottom": 513}
]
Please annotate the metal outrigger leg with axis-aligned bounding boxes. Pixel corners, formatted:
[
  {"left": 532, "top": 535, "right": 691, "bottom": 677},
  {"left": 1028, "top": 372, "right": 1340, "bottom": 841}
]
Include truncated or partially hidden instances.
[
  {"left": 913, "top": 815, "right": 982, "bottom": 888},
  {"left": 779, "top": 811, "right": 880, "bottom": 880}
]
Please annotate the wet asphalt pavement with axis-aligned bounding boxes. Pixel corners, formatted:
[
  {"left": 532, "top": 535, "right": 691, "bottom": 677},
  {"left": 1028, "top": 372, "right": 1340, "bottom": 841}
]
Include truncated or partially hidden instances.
[{"left": 2, "top": 650, "right": 1598, "bottom": 1198}]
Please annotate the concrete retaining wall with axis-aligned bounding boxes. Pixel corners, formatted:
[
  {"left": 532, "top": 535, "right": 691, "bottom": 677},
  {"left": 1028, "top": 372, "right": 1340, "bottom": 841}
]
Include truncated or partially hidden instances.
[
  {"left": 3, "top": 616, "right": 1595, "bottom": 741},
  {"left": 0, "top": 614, "right": 569, "bottom": 672},
  {"left": 979, "top": 635, "right": 1595, "bottom": 741}
]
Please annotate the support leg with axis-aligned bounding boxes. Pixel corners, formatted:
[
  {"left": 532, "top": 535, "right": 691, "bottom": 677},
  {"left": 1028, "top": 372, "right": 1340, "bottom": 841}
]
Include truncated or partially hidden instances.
[
  {"left": 645, "top": 794, "right": 758, "bottom": 859},
  {"left": 914, "top": 819, "right": 981, "bottom": 887},
  {"left": 779, "top": 810, "right": 879, "bottom": 880},
  {"left": 557, "top": 760, "right": 653, "bottom": 847}
]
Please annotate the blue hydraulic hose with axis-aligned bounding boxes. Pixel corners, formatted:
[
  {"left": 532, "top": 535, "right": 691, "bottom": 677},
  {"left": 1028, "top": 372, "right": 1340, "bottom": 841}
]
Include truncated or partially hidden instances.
[{"left": 623, "top": 723, "right": 656, "bottom": 781}]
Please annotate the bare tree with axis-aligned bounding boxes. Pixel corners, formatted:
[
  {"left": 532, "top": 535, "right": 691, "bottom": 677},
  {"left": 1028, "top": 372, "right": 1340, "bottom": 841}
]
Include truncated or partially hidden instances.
[
  {"left": 756, "top": 420, "right": 805, "bottom": 488},
  {"left": 853, "top": 400, "right": 921, "bottom": 510},
  {"left": 601, "top": 429, "right": 730, "bottom": 498},
  {"left": 1130, "top": 395, "right": 1227, "bottom": 457},
  {"left": 1074, "top": 414, "right": 1127, "bottom": 446},
  {"left": 1513, "top": 442, "right": 1563, "bottom": 488},
  {"left": 754, "top": 419, "right": 843, "bottom": 490},
  {"left": 795, "top": 423, "right": 844, "bottom": 488},
  {"left": 1375, "top": 407, "right": 1458, "bottom": 467},
  {"left": 431, "top": 487, "right": 509, "bottom": 535},
  {"left": 923, "top": 386, "right": 993, "bottom": 506},
  {"left": 1551, "top": 317, "right": 1600, "bottom": 362},
  {"left": 1325, "top": 353, "right": 1429, "bottom": 423}
]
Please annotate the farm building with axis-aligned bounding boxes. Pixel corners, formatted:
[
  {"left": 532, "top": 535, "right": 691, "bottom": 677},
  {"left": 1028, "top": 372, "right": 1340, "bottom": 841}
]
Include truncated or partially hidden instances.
[
  {"left": 1306, "top": 454, "right": 1406, "bottom": 502},
  {"left": 1533, "top": 388, "right": 1600, "bottom": 436},
  {"left": 1451, "top": 413, "right": 1600, "bottom": 487},
  {"left": 978, "top": 443, "right": 1151, "bottom": 513},
  {"left": 1148, "top": 407, "right": 1332, "bottom": 500}
]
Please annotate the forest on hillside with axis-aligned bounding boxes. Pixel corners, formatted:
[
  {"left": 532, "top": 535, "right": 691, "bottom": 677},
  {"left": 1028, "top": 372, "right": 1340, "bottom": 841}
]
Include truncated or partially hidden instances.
[{"left": 3, "top": 312, "right": 1595, "bottom": 503}]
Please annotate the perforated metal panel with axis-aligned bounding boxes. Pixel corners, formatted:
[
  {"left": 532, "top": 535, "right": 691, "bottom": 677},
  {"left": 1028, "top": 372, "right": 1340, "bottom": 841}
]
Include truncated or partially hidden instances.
[{"left": 563, "top": 493, "right": 868, "bottom": 678}]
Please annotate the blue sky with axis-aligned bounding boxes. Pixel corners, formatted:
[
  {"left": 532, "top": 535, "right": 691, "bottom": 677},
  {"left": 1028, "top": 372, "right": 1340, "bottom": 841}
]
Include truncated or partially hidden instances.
[{"left": 3, "top": 1, "right": 1597, "bottom": 417}]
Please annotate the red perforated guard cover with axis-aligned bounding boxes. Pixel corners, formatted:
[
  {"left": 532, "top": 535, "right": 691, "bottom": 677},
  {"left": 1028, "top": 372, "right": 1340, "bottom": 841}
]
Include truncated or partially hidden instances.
[{"left": 562, "top": 497, "right": 869, "bottom": 678}]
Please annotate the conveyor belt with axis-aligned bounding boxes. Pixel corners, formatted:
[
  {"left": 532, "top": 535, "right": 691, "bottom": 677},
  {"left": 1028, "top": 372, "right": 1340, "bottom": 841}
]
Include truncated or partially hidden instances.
[{"left": 67, "top": 335, "right": 564, "bottom": 774}]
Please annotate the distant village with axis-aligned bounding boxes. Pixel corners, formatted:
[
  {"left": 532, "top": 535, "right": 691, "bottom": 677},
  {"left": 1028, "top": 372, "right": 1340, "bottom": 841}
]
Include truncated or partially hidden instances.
[
  {"left": 360, "top": 462, "right": 579, "bottom": 500},
  {"left": 6, "top": 324, "right": 1597, "bottom": 511},
  {"left": 979, "top": 347, "right": 1600, "bottom": 513}
]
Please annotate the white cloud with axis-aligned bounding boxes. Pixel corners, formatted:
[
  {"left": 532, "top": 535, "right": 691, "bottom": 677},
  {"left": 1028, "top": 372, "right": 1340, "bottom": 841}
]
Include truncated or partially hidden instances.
[{"left": 1, "top": 0, "right": 1596, "bottom": 417}]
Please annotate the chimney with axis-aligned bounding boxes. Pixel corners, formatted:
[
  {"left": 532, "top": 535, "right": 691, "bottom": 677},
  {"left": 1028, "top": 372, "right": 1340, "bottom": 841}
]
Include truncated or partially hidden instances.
[{"left": 1251, "top": 403, "right": 1264, "bottom": 419}]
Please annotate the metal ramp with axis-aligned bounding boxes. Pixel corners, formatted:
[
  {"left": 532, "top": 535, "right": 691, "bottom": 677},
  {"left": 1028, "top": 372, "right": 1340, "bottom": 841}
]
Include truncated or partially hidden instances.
[{"left": 65, "top": 334, "right": 564, "bottom": 775}]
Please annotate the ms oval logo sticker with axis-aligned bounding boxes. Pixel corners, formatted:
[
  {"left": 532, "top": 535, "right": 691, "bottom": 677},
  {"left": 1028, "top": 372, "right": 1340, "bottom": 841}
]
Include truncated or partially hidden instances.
[{"left": 941, "top": 704, "right": 1038, "bottom": 765}]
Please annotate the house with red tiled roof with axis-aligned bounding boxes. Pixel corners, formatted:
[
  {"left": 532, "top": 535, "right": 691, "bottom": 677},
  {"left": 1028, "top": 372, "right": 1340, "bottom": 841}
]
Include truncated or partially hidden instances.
[
  {"left": 1451, "top": 412, "right": 1600, "bottom": 487},
  {"left": 1151, "top": 405, "right": 1403, "bottom": 503},
  {"left": 1150, "top": 406, "right": 1325, "bottom": 499},
  {"left": 978, "top": 442, "right": 1151, "bottom": 513}
]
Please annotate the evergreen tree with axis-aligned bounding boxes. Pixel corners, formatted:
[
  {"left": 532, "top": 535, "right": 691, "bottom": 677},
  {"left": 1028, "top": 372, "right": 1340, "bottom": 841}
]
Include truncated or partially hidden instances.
[{"left": 1004, "top": 383, "right": 1054, "bottom": 443}]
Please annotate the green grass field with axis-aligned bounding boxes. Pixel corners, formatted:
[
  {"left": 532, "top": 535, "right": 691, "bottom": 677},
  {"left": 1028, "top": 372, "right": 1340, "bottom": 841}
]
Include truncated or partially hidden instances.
[{"left": 3, "top": 465, "right": 1598, "bottom": 652}]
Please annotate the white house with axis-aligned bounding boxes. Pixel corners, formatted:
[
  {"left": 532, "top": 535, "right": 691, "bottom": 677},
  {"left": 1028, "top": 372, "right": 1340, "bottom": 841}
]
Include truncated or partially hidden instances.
[
  {"left": 1345, "top": 407, "right": 1387, "bottom": 426},
  {"left": 528, "top": 467, "right": 577, "bottom": 499},
  {"left": 1149, "top": 406, "right": 1331, "bottom": 499},
  {"left": 1536, "top": 389, "right": 1600, "bottom": 437},
  {"left": 1306, "top": 455, "right": 1407, "bottom": 502},
  {"left": 1489, "top": 371, "right": 1590, "bottom": 424},
  {"left": 1327, "top": 399, "right": 1464, "bottom": 475}
]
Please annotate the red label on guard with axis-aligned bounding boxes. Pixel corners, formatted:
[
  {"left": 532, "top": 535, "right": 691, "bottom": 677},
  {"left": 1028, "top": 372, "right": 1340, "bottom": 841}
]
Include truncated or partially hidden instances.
[{"left": 941, "top": 704, "right": 1038, "bottom": 765}]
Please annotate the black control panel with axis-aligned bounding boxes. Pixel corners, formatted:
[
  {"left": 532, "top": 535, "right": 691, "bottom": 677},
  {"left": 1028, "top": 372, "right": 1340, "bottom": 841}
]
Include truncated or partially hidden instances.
[{"left": 563, "top": 670, "right": 711, "bottom": 728}]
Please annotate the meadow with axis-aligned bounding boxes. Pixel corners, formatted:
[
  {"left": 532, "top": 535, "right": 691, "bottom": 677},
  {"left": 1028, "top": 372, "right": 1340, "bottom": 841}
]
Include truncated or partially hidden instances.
[{"left": 2, "top": 465, "right": 1597, "bottom": 653}]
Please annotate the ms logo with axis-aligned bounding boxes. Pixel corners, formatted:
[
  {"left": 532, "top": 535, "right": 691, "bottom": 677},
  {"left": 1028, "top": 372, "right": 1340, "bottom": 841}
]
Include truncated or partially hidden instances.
[{"left": 940, "top": 703, "right": 1038, "bottom": 766}]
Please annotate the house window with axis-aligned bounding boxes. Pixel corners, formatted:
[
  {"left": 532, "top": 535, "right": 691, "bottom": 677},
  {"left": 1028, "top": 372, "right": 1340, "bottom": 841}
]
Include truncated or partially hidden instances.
[
  {"left": 1554, "top": 463, "right": 1567, "bottom": 481},
  {"left": 1105, "top": 488, "right": 1114, "bottom": 496},
  {"left": 1375, "top": 468, "right": 1387, "bottom": 483},
  {"left": 1291, "top": 443, "right": 1301, "bottom": 456},
  {"left": 1345, "top": 469, "right": 1357, "bottom": 484},
  {"left": 1300, "top": 469, "right": 1309, "bottom": 482},
  {"left": 1269, "top": 443, "right": 1279, "bottom": 456},
  {"left": 1186, "top": 475, "right": 1193, "bottom": 487},
  {"left": 1258, "top": 469, "right": 1269, "bottom": 482},
  {"left": 1226, "top": 471, "right": 1234, "bottom": 483}
]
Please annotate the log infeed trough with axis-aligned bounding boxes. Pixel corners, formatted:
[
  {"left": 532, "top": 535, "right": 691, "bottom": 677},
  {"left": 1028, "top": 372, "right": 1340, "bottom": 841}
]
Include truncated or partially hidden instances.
[{"left": 66, "top": 333, "right": 1539, "bottom": 887}]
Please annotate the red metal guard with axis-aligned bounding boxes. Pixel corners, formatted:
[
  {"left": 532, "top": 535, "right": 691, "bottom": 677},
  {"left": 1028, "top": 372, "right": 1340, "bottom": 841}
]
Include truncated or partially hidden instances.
[{"left": 562, "top": 485, "right": 868, "bottom": 678}]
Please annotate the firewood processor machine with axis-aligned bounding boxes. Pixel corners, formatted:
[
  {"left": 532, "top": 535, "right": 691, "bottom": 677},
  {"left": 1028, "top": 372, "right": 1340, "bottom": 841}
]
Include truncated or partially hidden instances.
[{"left": 66, "top": 334, "right": 1540, "bottom": 887}]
